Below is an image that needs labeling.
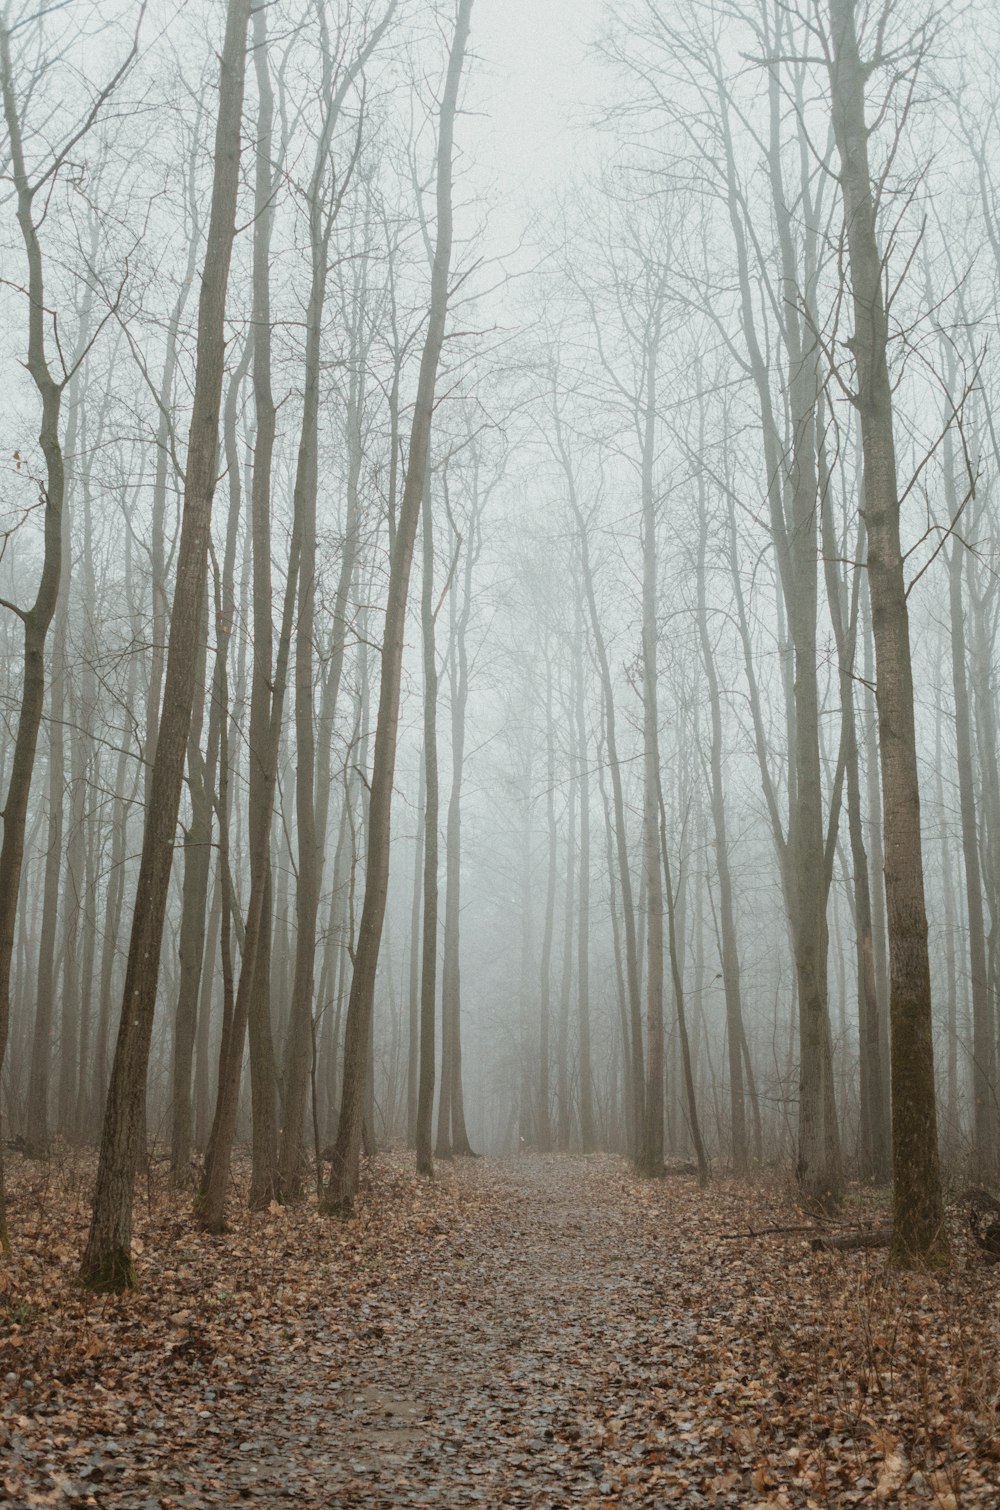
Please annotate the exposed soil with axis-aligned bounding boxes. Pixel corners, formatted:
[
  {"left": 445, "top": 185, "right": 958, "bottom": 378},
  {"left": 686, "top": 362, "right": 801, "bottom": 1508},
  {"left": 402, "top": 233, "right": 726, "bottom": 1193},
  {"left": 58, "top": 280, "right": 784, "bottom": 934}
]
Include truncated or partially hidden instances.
[{"left": 2, "top": 1150, "right": 999, "bottom": 1507}]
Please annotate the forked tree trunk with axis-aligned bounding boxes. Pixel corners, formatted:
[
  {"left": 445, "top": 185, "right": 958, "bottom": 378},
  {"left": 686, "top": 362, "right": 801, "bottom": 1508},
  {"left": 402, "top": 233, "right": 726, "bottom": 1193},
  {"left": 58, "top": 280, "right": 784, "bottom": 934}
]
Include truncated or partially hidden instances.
[{"left": 79, "top": 0, "right": 252, "bottom": 1290}]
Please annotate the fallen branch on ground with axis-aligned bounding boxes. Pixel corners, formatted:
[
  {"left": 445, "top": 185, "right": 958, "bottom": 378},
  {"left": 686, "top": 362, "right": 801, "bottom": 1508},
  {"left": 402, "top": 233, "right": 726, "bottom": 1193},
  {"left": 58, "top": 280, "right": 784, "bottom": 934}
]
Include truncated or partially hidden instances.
[
  {"left": 810, "top": 1228, "right": 892, "bottom": 1252},
  {"left": 720, "top": 1223, "right": 823, "bottom": 1240}
]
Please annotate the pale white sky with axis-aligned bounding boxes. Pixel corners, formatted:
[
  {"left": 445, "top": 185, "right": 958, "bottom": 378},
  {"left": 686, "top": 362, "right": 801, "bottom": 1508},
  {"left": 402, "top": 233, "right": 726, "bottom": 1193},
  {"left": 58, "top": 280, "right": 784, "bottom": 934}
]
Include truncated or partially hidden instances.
[{"left": 466, "top": 0, "right": 607, "bottom": 194}]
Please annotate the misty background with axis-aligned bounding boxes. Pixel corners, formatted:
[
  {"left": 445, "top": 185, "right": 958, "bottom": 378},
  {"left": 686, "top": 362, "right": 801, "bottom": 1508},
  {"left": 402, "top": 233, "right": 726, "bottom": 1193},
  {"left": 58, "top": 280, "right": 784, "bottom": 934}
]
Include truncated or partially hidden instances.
[{"left": 0, "top": 0, "right": 996, "bottom": 1217}]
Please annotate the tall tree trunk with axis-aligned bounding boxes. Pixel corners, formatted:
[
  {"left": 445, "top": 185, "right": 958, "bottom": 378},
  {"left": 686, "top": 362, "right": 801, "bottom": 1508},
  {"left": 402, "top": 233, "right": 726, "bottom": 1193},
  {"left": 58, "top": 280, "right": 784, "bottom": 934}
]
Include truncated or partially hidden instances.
[
  {"left": 93, "top": 582, "right": 141, "bottom": 1140},
  {"left": 826, "top": 0, "right": 948, "bottom": 1267},
  {"left": 537, "top": 647, "right": 558, "bottom": 1152},
  {"left": 556, "top": 680, "right": 576, "bottom": 1153},
  {"left": 694, "top": 483, "right": 748, "bottom": 1173},
  {"left": 279, "top": 0, "right": 378, "bottom": 1199},
  {"left": 438, "top": 555, "right": 477, "bottom": 1156},
  {"left": 574, "top": 599, "right": 595, "bottom": 1153},
  {"left": 58, "top": 679, "right": 88, "bottom": 1137},
  {"left": 948, "top": 523, "right": 993, "bottom": 1177},
  {"left": 861, "top": 585, "right": 892, "bottom": 1112},
  {"left": 75, "top": 762, "right": 99, "bottom": 1140},
  {"left": 406, "top": 758, "right": 425, "bottom": 1146},
  {"left": 558, "top": 399, "right": 644, "bottom": 1155},
  {"left": 80, "top": 0, "right": 252, "bottom": 1289},
  {"left": 23, "top": 620, "right": 65, "bottom": 1159},
  {"left": 416, "top": 487, "right": 441, "bottom": 1176},
  {"left": 240, "top": 5, "right": 285, "bottom": 1212},
  {"left": 637, "top": 298, "right": 665, "bottom": 1179},
  {"left": 659, "top": 783, "right": 708, "bottom": 1184},
  {"left": 820, "top": 452, "right": 889, "bottom": 1181},
  {"left": 967, "top": 554, "right": 1000, "bottom": 1129},
  {"left": 600, "top": 752, "right": 633, "bottom": 1150},
  {"left": 936, "top": 708, "right": 961, "bottom": 1153},
  {"left": 169, "top": 331, "right": 248, "bottom": 1188},
  {"left": 325, "top": 0, "right": 473, "bottom": 1214},
  {"left": 199, "top": 508, "right": 300, "bottom": 1231}
]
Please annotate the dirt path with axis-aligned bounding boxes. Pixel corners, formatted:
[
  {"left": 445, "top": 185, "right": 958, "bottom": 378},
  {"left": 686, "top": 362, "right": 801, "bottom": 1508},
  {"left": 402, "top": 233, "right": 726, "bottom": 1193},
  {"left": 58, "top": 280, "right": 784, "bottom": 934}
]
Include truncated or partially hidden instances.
[
  {"left": 261, "top": 1155, "right": 704, "bottom": 1507},
  {"left": 3, "top": 1150, "right": 1000, "bottom": 1507}
]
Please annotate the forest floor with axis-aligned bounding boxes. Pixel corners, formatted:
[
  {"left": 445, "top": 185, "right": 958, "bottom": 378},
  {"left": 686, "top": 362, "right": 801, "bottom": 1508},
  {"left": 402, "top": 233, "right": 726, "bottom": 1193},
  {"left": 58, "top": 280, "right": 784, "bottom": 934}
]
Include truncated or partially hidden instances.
[{"left": 1, "top": 1149, "right": 999, "bottom": 1508}]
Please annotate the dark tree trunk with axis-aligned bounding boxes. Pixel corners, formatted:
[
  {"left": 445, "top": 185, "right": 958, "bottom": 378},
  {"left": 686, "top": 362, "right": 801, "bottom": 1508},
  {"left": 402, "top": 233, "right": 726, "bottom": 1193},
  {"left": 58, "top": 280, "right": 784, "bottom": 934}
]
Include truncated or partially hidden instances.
[
  {"left": 826, "top": 0, "right": 948, "bottom": 1267},
  {"left": 80, "top": 0, "right": 252, "bottom": 1289}
]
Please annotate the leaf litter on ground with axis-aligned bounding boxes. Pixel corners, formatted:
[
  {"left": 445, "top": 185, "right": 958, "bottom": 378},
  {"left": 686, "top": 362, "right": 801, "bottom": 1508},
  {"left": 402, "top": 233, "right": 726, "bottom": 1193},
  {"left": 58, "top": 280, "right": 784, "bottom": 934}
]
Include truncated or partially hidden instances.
[{"left": 1, "top": 1147, "right": 999, "bottom": 1507}]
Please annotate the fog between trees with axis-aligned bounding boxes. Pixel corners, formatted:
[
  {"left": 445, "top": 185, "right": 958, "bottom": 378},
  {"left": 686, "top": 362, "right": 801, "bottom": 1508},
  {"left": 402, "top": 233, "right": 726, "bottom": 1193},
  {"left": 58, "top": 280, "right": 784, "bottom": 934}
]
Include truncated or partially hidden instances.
[{"left": 0, "top": 0, "right": 996, "bottom": 1281}]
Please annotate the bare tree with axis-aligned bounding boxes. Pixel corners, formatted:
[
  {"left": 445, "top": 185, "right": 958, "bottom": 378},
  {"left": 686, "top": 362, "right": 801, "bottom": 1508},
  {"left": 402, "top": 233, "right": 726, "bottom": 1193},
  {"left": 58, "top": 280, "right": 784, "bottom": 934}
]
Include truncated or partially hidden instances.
[
  {"left": 80, "top": 0, "right": 252, "bottom": 1290},
  {"left": 825, "top": 0, "right": 948, "bottom": 1265},
  {"left": 416, "top": 479, "right": 441, "bottom": 1177},
  {"left": 0, "top": 3, "right": 141, "bottom": 1248},
  {"left": 325, "top": 0, "right": 475, "bottom": 1215}
]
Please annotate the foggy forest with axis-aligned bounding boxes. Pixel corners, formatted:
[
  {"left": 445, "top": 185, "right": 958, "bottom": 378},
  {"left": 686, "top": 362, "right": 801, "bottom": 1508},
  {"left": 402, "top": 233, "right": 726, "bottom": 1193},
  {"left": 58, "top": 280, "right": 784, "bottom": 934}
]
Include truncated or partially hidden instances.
[{"left": 2, "top": 0, "right": 1000, "bottom": 1504}]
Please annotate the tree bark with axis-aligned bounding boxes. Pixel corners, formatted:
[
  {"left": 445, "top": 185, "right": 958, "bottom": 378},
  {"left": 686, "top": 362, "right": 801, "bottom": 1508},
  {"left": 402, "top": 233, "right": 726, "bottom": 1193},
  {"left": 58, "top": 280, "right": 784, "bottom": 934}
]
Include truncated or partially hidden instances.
[
  {"left": 659, "top": 781, "right": 708, "bottom": 1185},
  {"left": 537, "top": 645, "right": 558, "bottom": 1152},
  {"left": 0, "top": 11, "right": 136, "bottom": 1241},
  {"left": 573, "top": 595, "right": 595, "bottom": 1153},
  {"left": 637, "top": 296, "right": 665, "bottom": 1179},
  {"left": 826, "top": 0, "right": 948, "bottom": 1267},
  {"left": 556, "top": 392, "right": 644, "bottom": 1156},
  {"left": 279, "top": 0, "right": 390, "bottom": 1199},
  {"left": 406, "top": 757, "right": 425, "bottom": 1146},
  {"left": 694, "top": 479, "right": 748, "bottom": 1173},
  {"left": 324, "top": 0, "right": 473, "bottom": 1214},
  {"left": 80, "top": 0, "right": 252, "bottom": 1289},
  {"left": 438, "top": 493, "right": 477, "bottom": 1156},
  {"left": 416, "top": 486, "right": 440, "bottom": 1176}
]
